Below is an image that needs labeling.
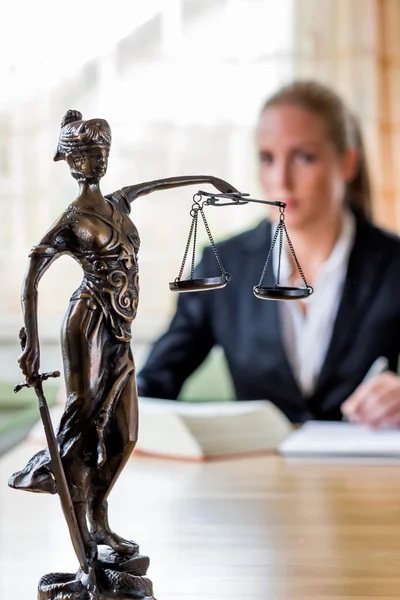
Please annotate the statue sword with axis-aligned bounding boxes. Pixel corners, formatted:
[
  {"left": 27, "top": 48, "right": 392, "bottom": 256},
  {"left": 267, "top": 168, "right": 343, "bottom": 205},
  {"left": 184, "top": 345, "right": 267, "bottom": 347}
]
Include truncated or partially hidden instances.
[{"left": 15, "top": 327, "right": 90, "bottom": 575}]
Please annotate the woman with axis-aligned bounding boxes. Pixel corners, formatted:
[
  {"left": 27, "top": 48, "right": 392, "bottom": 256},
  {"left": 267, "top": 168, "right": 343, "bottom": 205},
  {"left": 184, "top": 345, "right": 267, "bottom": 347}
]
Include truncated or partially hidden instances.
[
  {"left": 137, "top": 80, "right": 400, "bottom": 428},
  {"left": 9, "top": 109, "right": 237, "bottom": 560}
]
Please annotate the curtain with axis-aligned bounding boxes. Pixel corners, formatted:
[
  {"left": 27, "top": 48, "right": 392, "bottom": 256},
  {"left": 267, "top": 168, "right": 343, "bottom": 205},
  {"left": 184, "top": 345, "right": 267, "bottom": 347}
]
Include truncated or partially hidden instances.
[{"left": 293, "top": 0, "right": 400, "bottom": 231}]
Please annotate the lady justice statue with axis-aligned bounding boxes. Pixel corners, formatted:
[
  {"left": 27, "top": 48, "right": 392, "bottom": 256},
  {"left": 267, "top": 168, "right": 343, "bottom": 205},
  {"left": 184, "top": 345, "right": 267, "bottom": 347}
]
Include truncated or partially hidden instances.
[{"left": 8, "top": 110, "right": 238, "bottom": 599}]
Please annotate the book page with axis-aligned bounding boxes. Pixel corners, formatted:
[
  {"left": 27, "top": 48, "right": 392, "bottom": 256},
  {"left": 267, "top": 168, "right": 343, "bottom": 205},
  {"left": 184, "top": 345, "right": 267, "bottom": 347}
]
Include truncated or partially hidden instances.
[
  {"left": 136, "top": 410, "right": 204, "bottom": 459},
  {"left": 182, "top": 402, "right": 293, "bottom": 456},
  {"left": 278, "top": 421, "right": 400, "bottom": 458},
  {"left": 138, "top": 398, "right": 293, "bottom": 458}
]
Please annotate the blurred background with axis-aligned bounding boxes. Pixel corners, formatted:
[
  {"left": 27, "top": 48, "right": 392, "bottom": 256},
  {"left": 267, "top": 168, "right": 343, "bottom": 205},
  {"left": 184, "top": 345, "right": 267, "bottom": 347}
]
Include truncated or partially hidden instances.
[{"left": 0, "top": 0, "right": 399, "bottom": 443}]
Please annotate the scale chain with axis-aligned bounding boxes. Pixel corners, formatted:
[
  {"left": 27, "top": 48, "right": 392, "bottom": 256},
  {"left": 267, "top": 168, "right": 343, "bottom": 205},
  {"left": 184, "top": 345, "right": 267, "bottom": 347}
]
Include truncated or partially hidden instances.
[
  {"left": 282, "top": 223, "right": 309, "bottom": 288},
  {"left": 177, "top": 211, "right": 196, "bottom": 282},
  {"left": 276, "top": 221, "right": 284, "bottom": 287},
  {"left": 190, "top": 209, "right": 198, "bottom": 279},
  {"left": 258, "top": 222, "right": 281, "bottom": 287},
  {"left": 199, "top": 206, "right": 227, "bottom": 277}
]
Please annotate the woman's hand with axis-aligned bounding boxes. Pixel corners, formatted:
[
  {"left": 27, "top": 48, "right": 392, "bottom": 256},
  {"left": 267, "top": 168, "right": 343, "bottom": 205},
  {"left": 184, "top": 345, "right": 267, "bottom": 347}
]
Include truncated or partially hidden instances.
[
  {"left": 18, "top": 339, "right": 40, "bottom": 385},
  {"left": 341, "top": 371, "right": 400, "bottom": 428}
]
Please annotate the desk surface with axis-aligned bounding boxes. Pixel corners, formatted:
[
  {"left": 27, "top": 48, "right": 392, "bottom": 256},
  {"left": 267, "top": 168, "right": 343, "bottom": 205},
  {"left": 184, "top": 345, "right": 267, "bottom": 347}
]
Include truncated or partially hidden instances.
[{"left": 1, "top": 442, "right": 400, "bottom": 599}]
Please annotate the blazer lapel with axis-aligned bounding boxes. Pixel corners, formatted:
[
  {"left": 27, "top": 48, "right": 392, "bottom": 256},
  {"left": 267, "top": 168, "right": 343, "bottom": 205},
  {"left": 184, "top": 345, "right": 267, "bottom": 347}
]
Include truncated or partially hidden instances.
[{"left": 315, "top": 216, "right": 388, "bottom": 393}]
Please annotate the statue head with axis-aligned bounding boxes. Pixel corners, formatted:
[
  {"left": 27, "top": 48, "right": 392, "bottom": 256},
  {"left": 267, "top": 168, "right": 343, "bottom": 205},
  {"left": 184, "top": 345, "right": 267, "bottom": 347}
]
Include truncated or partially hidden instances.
[{"left": 54, "top": 110, "right": 112, "bottom": 182}]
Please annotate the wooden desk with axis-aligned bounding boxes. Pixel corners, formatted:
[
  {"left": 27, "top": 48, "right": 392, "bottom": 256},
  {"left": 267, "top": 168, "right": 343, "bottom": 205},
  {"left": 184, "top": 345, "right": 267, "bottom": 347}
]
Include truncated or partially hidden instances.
[{"left": 1, "top": 442, "right": 400, "bottom": 599}]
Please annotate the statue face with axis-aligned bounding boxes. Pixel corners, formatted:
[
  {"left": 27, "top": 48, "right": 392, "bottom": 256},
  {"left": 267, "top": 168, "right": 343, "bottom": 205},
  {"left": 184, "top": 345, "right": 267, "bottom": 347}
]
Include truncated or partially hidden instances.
[{"left": 67, "top": 147, "right": 109, "bottom": 182}]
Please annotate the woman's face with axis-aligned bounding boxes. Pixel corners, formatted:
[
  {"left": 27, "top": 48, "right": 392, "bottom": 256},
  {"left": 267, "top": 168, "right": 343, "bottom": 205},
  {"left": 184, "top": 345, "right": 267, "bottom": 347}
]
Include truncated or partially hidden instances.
[
  {"left": 256, "top": 104, "right": 356, "bottom": 230},
  {"left": 67, "top": 146, "right": 109, "bottom": 182}
]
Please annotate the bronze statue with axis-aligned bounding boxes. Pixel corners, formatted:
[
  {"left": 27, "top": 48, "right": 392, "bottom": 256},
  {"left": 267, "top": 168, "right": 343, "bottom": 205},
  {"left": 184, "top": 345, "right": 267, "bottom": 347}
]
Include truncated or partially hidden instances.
[{"left": 8, "top": 110, "right": 239, "bottom": 599}]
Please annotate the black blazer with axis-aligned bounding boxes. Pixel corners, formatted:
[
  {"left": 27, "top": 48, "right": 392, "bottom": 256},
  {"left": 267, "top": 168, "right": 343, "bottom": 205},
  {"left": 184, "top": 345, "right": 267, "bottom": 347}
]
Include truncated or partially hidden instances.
[{"left": 137, "top": 214, "right": 400, "bottom": 422}]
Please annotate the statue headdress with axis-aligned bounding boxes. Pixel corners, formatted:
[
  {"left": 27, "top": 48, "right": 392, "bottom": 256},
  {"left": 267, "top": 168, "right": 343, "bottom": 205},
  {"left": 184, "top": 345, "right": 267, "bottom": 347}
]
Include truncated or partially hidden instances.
[{"left": 54, "top": 110, "right": 111, "bottom": 161}]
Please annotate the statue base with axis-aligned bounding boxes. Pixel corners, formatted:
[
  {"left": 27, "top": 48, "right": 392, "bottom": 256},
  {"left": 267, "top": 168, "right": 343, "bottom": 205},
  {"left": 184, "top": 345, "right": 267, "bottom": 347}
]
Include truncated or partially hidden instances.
[{"left": 37, "top": 546, "right": 155, "bottom": 599}]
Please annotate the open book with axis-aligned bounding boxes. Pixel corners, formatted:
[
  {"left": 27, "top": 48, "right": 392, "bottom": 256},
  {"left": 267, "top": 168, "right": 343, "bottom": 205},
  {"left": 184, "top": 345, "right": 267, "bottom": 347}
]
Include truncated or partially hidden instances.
[
  {"left": 278, "top": 421, "right": 400, "bottom": 461},
  {"left": 135, "top": 397, "right": 293, "bottom": 460},
  {"left": 26, "top": 398, "right": 293, "bottom": 462}
]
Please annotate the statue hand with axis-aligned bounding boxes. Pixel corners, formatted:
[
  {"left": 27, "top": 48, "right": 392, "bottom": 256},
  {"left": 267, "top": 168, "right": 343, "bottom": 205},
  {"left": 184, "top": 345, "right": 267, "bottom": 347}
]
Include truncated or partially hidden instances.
[
  {"left": 18, "top": 339, "right": 40, "bottom": 385},
  {"left": 211, "top": 177, "right": 239, "bottom": 195}
]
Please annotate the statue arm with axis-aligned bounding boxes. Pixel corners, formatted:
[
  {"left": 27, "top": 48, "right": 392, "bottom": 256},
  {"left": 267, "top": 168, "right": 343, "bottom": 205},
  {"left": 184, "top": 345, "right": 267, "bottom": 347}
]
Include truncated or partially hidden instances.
[
  {"left": 118, "top": 175, "right": 239, "bottom": 204},
  {"left": 18, "top": 215, "right": 69, "bottom": 382},
  {"left": 18, "top": 252, "right": 61, "bottom": 383}
]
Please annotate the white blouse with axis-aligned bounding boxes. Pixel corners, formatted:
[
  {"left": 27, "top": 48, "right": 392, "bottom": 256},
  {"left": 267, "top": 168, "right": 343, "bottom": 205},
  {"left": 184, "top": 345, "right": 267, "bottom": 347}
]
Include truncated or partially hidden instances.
[{"left": 272, "top": 210, "right": 356, "bottom": 396}]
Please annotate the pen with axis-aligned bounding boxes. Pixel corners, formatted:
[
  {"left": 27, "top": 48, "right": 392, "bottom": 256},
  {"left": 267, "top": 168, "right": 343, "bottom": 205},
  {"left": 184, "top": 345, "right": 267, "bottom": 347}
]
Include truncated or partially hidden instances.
[{"left": 362, "top": 356, "right": 389, "bottom": 383}]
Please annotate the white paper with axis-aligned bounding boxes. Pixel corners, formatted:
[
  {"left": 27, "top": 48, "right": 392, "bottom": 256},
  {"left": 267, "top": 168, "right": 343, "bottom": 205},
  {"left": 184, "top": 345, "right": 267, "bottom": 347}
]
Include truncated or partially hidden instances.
[{"left": 278, "top": 421, "right": 400, "bottom": 458}]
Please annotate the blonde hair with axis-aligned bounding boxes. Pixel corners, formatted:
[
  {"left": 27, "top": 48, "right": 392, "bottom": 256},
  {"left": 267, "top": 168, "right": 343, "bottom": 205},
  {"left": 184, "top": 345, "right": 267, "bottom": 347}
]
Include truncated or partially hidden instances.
[{"left": 262, "top": 80, "right": 372, "bottom": 219}]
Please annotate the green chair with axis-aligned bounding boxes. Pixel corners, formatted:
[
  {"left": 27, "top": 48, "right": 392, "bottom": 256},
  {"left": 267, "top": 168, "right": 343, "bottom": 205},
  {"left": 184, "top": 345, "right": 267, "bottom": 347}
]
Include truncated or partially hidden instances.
[{"left": 179, "top": 347, "right": 235, "bottom": 403}]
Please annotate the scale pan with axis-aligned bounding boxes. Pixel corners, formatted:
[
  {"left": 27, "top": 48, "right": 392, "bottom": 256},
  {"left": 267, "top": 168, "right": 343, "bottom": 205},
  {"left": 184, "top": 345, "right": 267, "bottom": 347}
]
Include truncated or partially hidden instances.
[
  {"left": 169, "top": 275, "right": 231, "bottom": 293},
  {"left": 253, "top": 285, "right": 313, "bottom": 300}
]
